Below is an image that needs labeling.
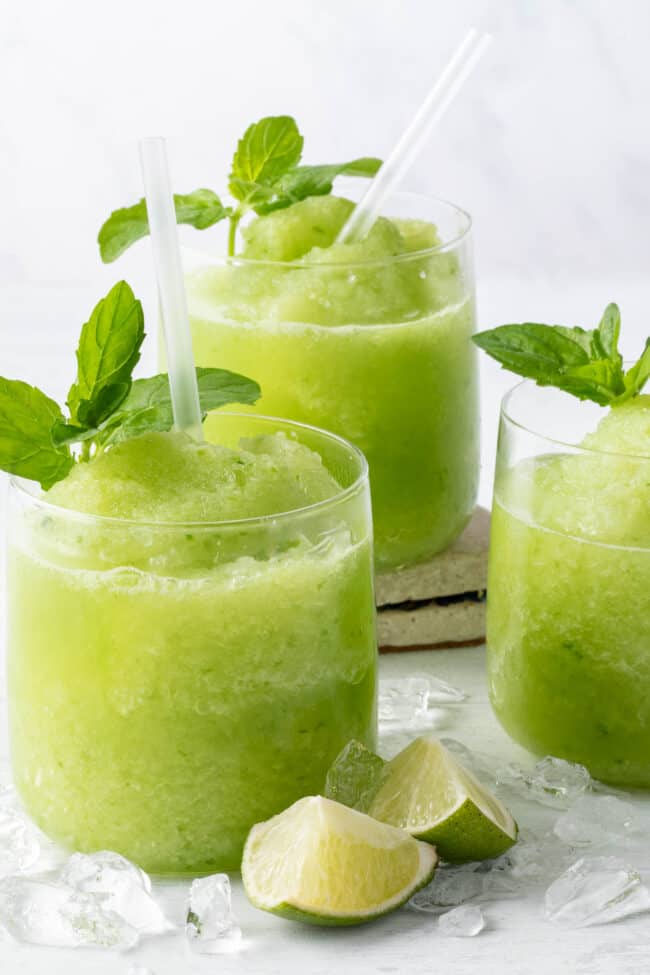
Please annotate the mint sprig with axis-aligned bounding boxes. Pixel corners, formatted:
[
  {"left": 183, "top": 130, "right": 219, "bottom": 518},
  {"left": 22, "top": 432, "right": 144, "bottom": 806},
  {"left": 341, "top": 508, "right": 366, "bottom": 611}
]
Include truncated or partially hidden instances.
[
  {"left": 98, "top": 115, "right": 382, "bottom": 262},
  {"left": 473, "top": 303, "right": 650, "bottom": 407},
  {"left": 60, "top": 367, "right": 261, "bottom": 450},
  {"left": 1, "top": 282, "right": 260, "bottom": 489}
]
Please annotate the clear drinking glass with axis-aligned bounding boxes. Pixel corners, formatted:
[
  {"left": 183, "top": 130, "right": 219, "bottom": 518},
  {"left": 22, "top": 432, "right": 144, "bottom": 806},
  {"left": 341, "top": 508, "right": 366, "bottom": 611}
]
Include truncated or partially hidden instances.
[
  {"left": 6, "top": 413, "right": 377, "bottom": 874},
  {"left": 487, "top": 381, "right": 650, "bottom": 786},
  {"left": 180, "top": 184, "right": 478, "bottom": 572}
]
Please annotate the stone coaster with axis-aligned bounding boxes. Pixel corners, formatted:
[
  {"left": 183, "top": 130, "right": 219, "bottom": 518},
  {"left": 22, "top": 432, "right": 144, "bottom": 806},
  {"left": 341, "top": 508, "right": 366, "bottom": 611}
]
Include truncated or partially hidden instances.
[{"left": 377, "top": 507, "right": 489, "bottom": 652}]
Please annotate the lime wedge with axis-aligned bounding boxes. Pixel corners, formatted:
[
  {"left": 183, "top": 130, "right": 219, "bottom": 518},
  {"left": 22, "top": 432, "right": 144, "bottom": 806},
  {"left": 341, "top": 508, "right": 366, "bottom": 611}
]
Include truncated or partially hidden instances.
[
  {"left": 242, "top": 795, "right": 437, "bottom": 926},
  {"left": 367, "top": 737, "right": 518, "bottom": 862}
]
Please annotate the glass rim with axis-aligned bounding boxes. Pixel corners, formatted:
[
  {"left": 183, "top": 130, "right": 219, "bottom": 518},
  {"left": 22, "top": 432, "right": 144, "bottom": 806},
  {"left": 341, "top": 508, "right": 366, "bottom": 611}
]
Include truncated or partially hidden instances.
[
  {"left": 501, "top": 379, "right": 650, "bottom": 461},
  {"left": 9, "top": 412, "right": 370, "bottom": 531},
  {"left": 183, "top": 190, "right": 472, "bottom": 271}
]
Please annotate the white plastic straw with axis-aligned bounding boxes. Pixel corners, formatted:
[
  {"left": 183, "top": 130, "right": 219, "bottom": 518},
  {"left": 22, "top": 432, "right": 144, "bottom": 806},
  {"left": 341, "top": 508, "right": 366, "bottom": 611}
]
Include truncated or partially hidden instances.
[
  {"left": 337, "top": 28, "right": 492, "bottom": 244},
  {"left": 139, "top": 137, "right": 204, "bottom": 440}
]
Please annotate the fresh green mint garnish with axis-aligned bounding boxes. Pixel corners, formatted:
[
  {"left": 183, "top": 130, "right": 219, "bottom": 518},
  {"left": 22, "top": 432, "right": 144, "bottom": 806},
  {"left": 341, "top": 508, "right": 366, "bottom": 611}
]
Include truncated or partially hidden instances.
[
  {"left": 1, "top": 281, "right": 260, "bottom": 489},
  {"left": 98, "top": 114, "right": 382, "bottom": 261},
  {"left": 98, "top": 190, "right": 229, "bottom": 264},
  {"left": 0, "top": 380, "right": 73, "bottom": 490},
  {"left": 255, "top": 158, "right": 383, "bottom": 214},
  {"left": 67, "top": 279, "right": 145, "bottom": 428},
  {"left": 229, "top": 115, "right": 304, "bottom": 206},
  {"left": 473, "top": 303, "right": 650, "bottom": 406}
]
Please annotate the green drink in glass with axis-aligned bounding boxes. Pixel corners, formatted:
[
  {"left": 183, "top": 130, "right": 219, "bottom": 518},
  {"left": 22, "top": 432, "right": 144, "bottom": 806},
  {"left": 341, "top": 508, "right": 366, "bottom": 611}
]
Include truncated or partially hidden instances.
[
  {"left": 475, "top": 306, "right": 650, "bottom": 786},
  {"left": 99, "top": 116, "right": 479, "bottom": 572},
  {"left": 184, "top": 190, "right": 478, "bottom": 571},
  {"left": 4, "top": 284, "right": 377, "bottom": 874}
]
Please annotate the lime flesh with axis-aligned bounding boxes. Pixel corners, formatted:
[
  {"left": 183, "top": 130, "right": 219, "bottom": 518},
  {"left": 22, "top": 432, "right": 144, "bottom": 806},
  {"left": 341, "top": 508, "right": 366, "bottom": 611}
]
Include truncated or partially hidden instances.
[
  {"left": 368, "top": 737, "right": 518, "bottom": 863},
  {"left": 242, "top": 795, "right": 437, "bottom": 926}
]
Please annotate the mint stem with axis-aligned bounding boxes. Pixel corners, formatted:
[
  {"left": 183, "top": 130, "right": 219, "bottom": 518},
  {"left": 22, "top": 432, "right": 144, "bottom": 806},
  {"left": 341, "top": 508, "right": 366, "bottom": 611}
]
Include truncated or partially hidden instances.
[{"left": 227, "top": 214, "right": 240, "bottom": 258}]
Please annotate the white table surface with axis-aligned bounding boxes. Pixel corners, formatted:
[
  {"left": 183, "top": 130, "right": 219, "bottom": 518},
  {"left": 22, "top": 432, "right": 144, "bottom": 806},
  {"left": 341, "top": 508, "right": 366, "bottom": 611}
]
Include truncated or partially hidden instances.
[{"left": 1, "top": 276, "right": 650, "bottom": 973}]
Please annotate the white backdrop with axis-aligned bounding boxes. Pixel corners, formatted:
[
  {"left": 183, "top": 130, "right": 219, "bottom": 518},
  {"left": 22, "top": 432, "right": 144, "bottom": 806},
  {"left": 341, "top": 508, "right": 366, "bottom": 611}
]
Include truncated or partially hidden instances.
[{"left": 2, "top": 0, "right": 650, "bottom": 501}]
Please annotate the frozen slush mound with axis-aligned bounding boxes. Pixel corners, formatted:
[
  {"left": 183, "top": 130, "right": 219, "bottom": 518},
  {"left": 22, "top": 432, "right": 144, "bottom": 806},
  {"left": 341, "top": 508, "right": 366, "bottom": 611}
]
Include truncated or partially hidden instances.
[
  {"left": 503, "top": 396, "right": 650, "bottom": 547},
  {"left": 581, "top": 394, "right": 650, "bottom": 456},
  {"left": 46, "top": 430, "right": 342, "bottom": 522},
  {"left": 189, "top": 195, "right": 463, "bottom": 326},
  {"left": 240, "top": 195, "right": 409, "bottom": 262}
]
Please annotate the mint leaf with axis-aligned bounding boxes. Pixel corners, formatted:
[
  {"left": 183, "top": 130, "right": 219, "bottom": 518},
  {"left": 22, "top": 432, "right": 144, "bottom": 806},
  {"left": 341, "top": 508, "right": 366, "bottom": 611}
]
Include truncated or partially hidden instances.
[
  {"left": 51, "top": 421, "right": 98, "bottom": 447},
  {"left": 617, "top": 339, "right": 650, "bottom": 404},
  {"left": 473, "top": 305, "right": 648, "bottom": 408},
  {"left": 336, "top": 157, "right": 383, "bottom": 178},
  {"left": 0, "top": 379, "right": 72, "bottom": 489},
  {"left": 276, "top": 158, "right": 382, "bottom": 198},
  {"left": 472, "top": 323, "right": 590, "bottom": 382},
  {"left": 229, "top": 116, "right": 303, "bottom": 203},
  {"left": 254, "top": 157, "right": 383, "bottom": 214},
  {"left": 67, "top": 281, "right": 145, "bottom": 430},
  {"left": 194, "top": 366, "right": 261, "bottom": 411},
  {"left": 97, "top": 404, "right": 170, "bottom": 446},
  {"left": 95, "top": 367, "right": 260, "bottom": 447},
  {"left": 98, "top": 190, "right": 229, "bottom": 263},
  {"left": 98, "top": 202, "right": 148, "bottom": 264},
  {"left": 556, "top": 360, "right": 625, "bottom": 406},
  {"left": 173, "top": 189, "right": 230, "bottom": 229},
  {"left": 550, "top": 325, "right": 594, "bottom": 357},
  {"left": 596, "top": 303, "right": 621, "bottom": 362},
  {"left": 119, "top": 367, "right": 260, "bottom": 415}
]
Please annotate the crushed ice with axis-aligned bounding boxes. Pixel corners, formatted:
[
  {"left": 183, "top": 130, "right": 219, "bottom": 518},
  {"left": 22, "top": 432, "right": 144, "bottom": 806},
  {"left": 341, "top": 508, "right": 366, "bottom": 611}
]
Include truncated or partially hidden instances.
[
  {"left": 496, "top": 756, "right": 592, "bottom": 809},
  {"left": 378, "top": 674, "right": 466, "bottom": 730},
  {"left": 438, "top": 904, "right": 485, "bottom": 936},
  {"left": 185, "top": 874, "right": 241, "bottom": 953},
  {"left": 545, "top": 856, "right": 650, "bottom": 927}
]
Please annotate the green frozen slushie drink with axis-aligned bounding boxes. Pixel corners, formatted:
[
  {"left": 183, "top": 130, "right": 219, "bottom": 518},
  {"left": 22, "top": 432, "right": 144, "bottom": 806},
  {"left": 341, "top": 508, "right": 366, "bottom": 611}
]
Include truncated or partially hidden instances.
[
  {"left": 99, "top": 116, "right": 479, "bottom": 571},
  {"left": 474, "top": 306, "right": 650, "bottom": 786},
  {"left": 8, "top": 419, "right": 376, "bottom": 873},
  {"left": 4, "top": 282, "right": 377, "bottom": 873},
  {"left": 185, "top": 192, "right": 478, "bottom": 571},
  {"left": 488, "top": 395, "right": 650, "bottom": 786}
]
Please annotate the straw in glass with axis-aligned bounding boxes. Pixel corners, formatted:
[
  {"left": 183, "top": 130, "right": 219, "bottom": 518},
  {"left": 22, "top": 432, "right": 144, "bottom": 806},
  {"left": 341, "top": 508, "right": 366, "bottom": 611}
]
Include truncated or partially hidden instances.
[
  {"left": 337, "top": 28, "right": 492, "bottom": 245},
  {"left": 139, "top": 137, "right": 204, "bottom": 440}
]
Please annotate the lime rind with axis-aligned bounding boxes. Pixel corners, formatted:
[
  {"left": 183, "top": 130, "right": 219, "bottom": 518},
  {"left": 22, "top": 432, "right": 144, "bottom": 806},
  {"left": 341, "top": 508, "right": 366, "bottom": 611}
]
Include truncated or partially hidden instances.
[{"left": 413, "top": 794, "right": 517, "bottom": 862}]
